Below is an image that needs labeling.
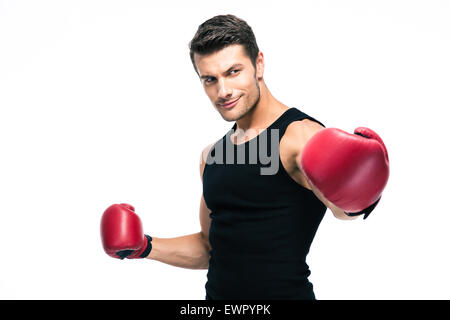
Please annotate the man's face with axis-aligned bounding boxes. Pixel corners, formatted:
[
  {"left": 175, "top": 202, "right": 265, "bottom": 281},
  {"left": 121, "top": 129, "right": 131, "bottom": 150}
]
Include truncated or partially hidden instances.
[{"left": 194, "top": 44, "right": 263, "bottom": 122}]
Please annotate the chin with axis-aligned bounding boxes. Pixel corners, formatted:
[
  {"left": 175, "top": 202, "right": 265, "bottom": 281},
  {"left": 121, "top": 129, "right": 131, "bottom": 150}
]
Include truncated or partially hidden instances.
[
  {"left": 219, "top": 107, "right": 247, "bottom": 122},
  {"left": 219, "top": 113, "right": 238, "bottom": 122}
]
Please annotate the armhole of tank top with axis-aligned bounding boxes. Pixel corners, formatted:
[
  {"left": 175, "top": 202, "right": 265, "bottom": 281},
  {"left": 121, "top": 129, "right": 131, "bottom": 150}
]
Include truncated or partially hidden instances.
[
  {"left": 278, "top": 117, "right": 324, "bottom": 194},
  {"left": 202, "top": 142, "right": 216, "bottom": 181},
  {"left": 202, "top": 156, "right": 209, "bottom": 182}
]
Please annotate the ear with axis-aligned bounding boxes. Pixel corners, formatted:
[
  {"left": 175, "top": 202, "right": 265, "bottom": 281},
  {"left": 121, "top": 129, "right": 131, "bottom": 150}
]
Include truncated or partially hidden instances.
[{"left": 255, "top": 51, "right": 265, "bottom": 79}]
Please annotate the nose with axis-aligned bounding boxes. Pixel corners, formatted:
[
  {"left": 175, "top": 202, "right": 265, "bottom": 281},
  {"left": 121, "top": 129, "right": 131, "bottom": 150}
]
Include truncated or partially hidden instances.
[{"left": 217, "top": 78, "right": 233, "bottom": 100}]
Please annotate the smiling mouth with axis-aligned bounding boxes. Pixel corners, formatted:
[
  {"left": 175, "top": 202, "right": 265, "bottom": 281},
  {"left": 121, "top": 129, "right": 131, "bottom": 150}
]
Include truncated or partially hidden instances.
[{"left": 219, "top": 97, "right": 240, "bottom": 109}]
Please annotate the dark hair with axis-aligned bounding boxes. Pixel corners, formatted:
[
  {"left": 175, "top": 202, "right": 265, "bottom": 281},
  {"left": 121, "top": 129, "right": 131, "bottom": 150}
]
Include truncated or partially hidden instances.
[{"left": 188, "top": 14, "right": 260, "bottom": 75}]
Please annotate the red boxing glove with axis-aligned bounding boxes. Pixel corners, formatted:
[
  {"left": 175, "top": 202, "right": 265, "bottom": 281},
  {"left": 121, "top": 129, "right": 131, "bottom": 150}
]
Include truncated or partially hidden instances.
[
  {"left": 300, "top": 127, "right": 389, "bottom": 218},
  {"left": 100, "top": 203, "right": 152, "bottom": 259}
]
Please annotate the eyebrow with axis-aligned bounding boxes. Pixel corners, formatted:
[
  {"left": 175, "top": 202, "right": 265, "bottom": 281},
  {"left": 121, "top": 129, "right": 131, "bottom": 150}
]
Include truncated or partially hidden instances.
[{"left": 200, "top": 63, "right": 244, "bottom": 80}]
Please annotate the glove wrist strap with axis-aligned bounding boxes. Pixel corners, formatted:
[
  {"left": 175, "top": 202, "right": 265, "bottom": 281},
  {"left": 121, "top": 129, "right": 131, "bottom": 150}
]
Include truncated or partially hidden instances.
[
  {"left": 345, "top": 197, "right": 381, "bottom": 220},
  {"left": 139, "top": 234, "right": 153, "bottom": 258}
]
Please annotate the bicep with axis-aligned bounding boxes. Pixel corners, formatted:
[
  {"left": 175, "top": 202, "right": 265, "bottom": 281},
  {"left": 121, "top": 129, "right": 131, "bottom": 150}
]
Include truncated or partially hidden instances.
[
  {"left": 199, "top": 144, "right": 213, "bottom": 249},
  {"left": 199, "top": 194, "right": 212, "bottom": 248}
]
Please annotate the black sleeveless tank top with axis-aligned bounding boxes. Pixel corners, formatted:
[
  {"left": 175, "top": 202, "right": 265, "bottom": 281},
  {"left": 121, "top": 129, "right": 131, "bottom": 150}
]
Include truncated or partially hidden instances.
[{"left": 202, "top": 107, "right": 327, "bottom": 299}]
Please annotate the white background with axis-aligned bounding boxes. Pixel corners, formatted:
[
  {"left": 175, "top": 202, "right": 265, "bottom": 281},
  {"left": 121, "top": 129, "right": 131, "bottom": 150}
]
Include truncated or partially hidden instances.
[{"left": 1, "top": 0, "right": 449, "bottom": 299}]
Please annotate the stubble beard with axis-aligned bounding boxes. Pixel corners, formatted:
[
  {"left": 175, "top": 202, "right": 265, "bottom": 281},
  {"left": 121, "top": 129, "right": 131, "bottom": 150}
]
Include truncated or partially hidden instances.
[{"left": 221, "top": 77, "right": 261, "bottom": 122}]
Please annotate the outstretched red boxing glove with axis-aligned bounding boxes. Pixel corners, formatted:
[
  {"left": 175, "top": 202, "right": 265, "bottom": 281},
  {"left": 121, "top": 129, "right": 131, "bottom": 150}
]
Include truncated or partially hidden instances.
[
  {"left": 300, "top": 127, "right": 389, "bottom": 219},
  {"left": 100, "top": 203, "right": 152, "bottom": 259}
]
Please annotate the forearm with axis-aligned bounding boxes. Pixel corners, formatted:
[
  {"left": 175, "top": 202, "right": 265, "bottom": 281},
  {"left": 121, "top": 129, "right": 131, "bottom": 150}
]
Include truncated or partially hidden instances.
[{"left": 146, "top": 232, "right": 211, "bottom": 270}]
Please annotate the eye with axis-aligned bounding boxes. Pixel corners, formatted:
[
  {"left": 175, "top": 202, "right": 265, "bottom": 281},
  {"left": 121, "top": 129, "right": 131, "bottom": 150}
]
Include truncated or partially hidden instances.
[
  {"left": 205, "top": 77, "right": 216, "bottom": 84},
  {"left": 230, "top": 69, "right": 241, "bottom": 75}
]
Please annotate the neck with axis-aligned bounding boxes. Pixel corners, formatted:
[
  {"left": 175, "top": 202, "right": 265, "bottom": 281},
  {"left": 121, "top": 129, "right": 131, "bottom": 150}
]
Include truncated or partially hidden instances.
[{"left": 235, "top": 81, "right": 289, "bottom": 132}]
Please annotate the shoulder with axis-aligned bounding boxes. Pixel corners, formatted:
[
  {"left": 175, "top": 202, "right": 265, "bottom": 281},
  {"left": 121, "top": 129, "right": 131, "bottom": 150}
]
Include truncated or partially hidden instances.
[
  {"left": 199, "top": 143, "right": 214, "bottom": 182},
  {"left": 200, "top": 143, "right": 214, "bottom": 163},
  {"left": 281, "top": 118, "right": 325, "bottom": 158},
  {"left": 286, "top": 118, "right": 325, "bottom": 137},
  {"left": 278, "top": 118, "right": 325, "bottom": 189}
]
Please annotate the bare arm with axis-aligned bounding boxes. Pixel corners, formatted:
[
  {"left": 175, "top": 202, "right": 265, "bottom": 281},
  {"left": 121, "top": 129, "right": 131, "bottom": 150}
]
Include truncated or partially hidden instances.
[
  {"left": 146, "top": 229, "right": 210, "bottom": 270},
  {"left": 146, "top": 145, "right": 213, "bottom": 269}
]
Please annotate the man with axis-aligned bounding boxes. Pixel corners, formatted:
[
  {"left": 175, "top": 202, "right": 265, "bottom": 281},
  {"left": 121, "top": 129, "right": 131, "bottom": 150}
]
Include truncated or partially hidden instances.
[{"left": 100, "top": 14, "right": 389, "bottom": 300}]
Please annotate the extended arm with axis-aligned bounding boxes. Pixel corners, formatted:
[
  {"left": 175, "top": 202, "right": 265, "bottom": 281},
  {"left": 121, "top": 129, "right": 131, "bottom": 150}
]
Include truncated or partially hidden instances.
[
  {"left": 101, "top": 145, "right": 213, "bottom": 269},
  {"left": 298, "top": 124, "right": 389, "bottom": 220}
]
